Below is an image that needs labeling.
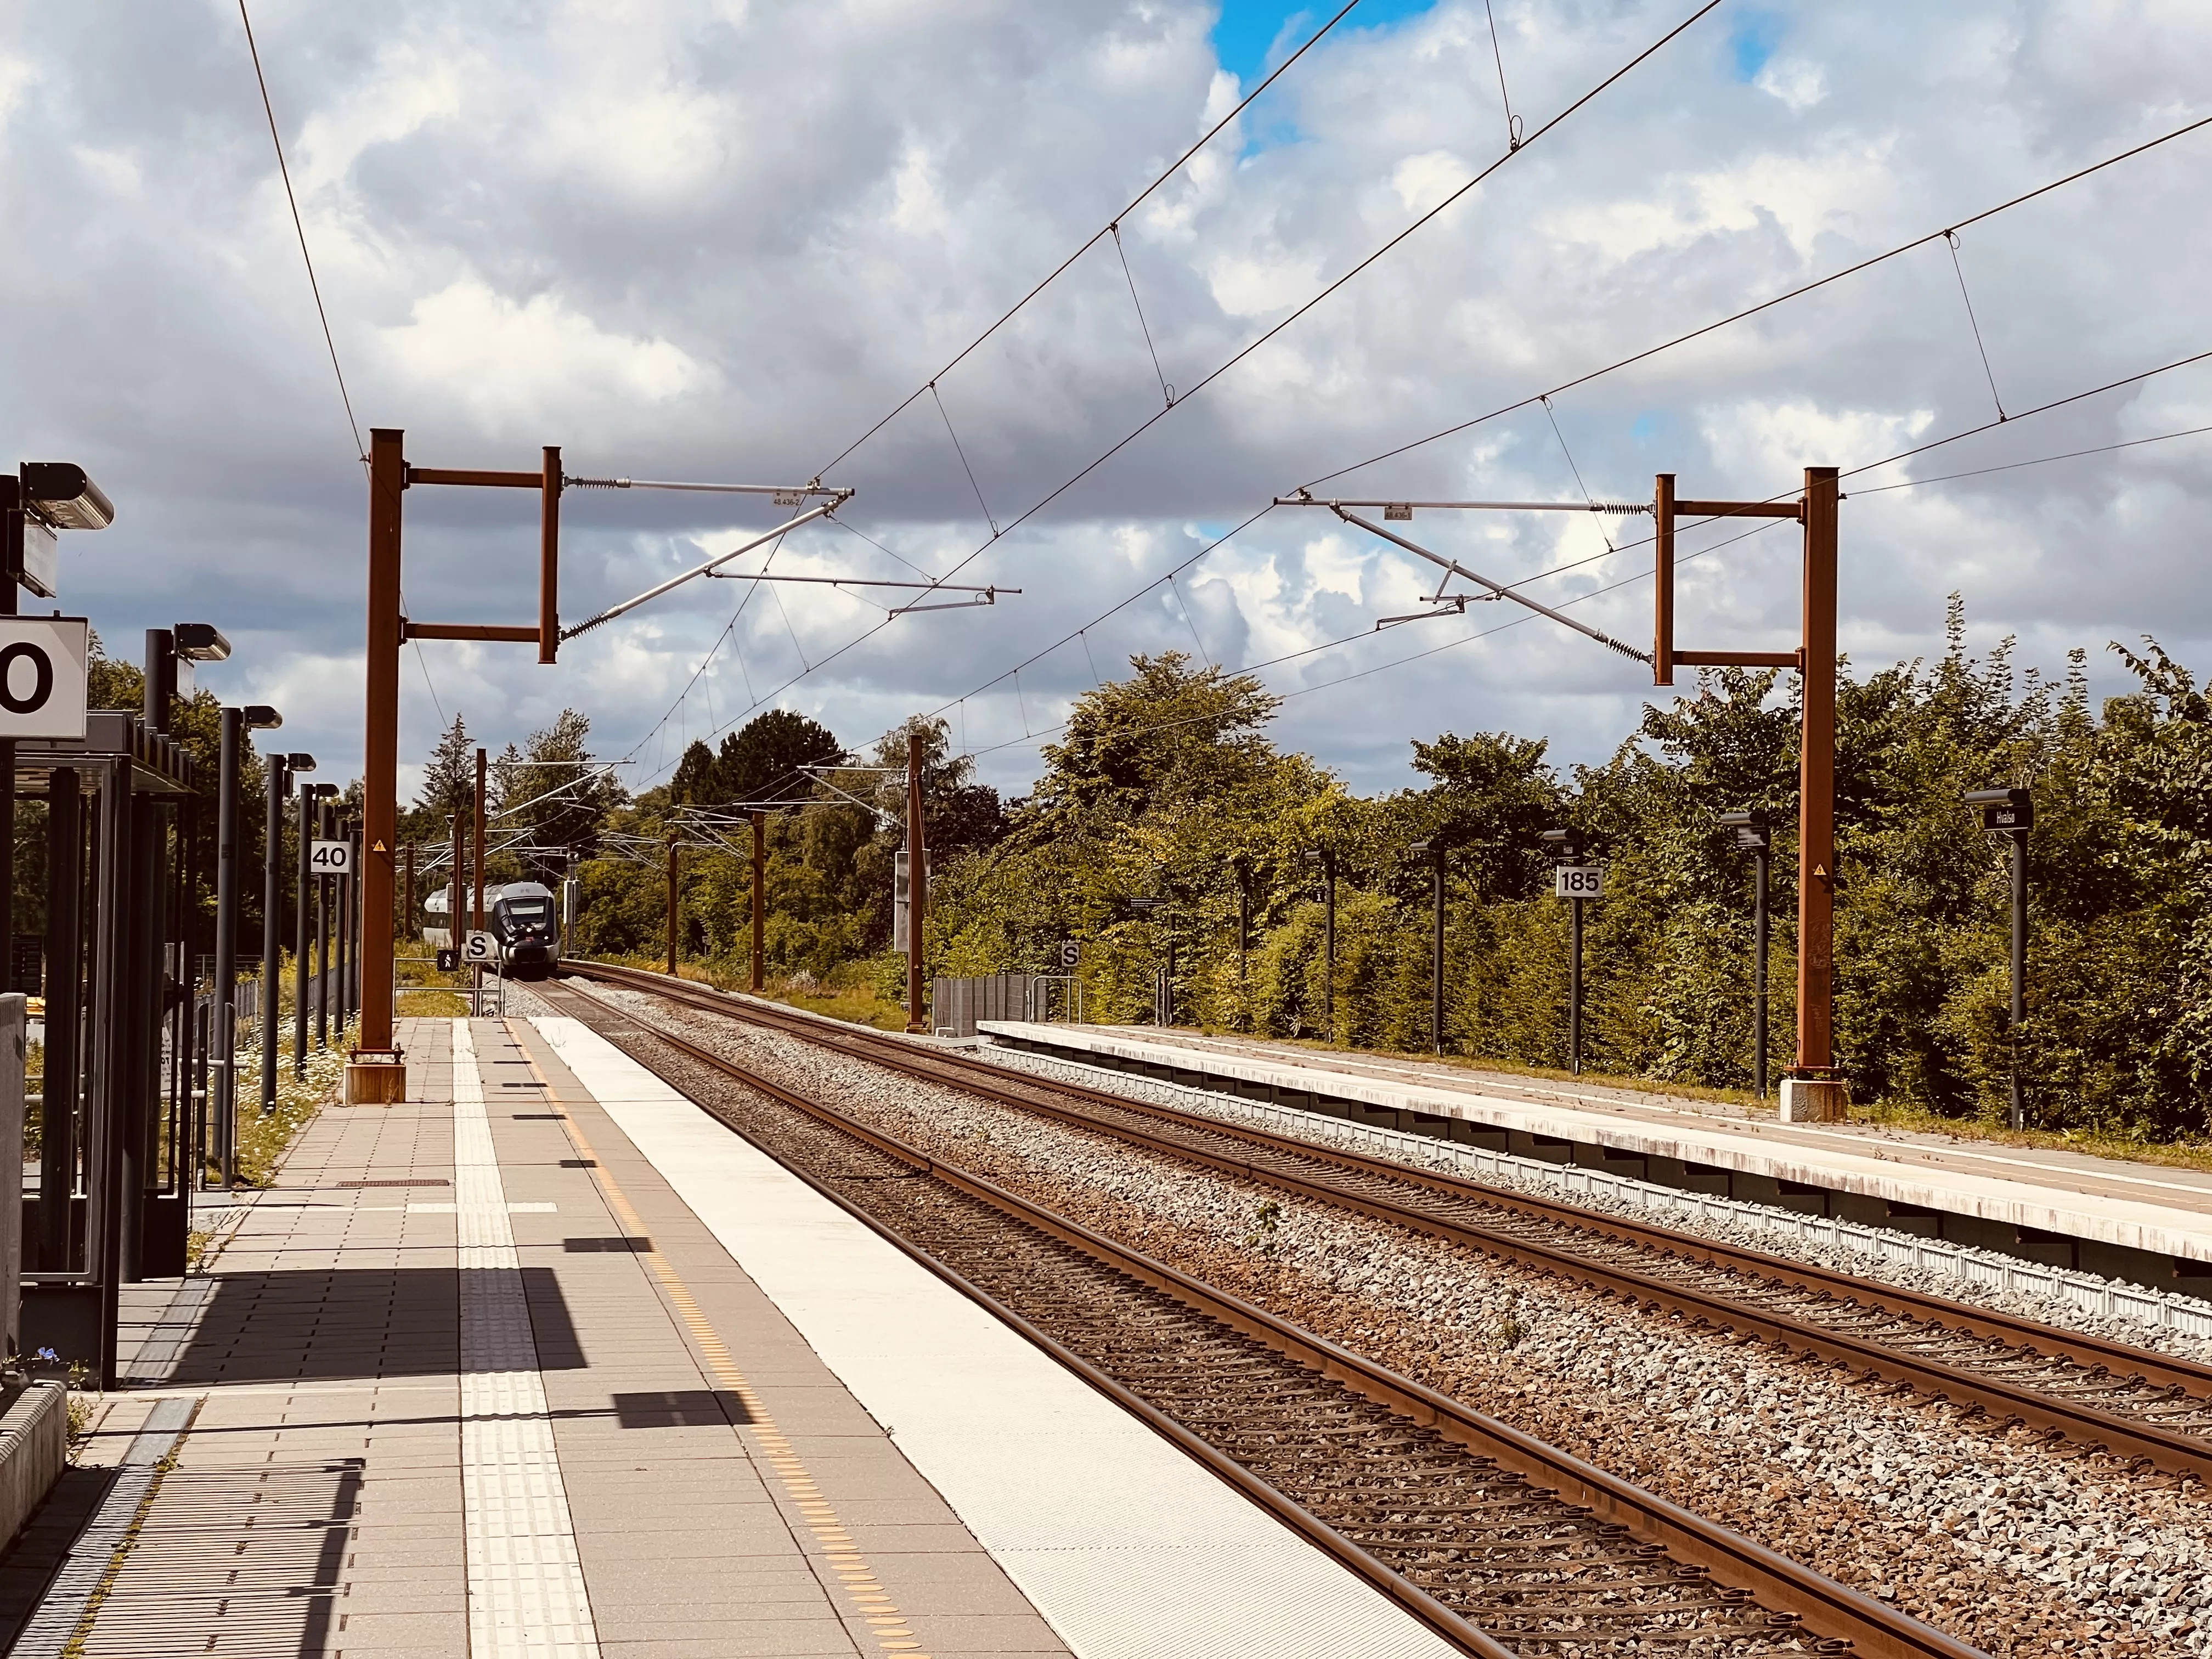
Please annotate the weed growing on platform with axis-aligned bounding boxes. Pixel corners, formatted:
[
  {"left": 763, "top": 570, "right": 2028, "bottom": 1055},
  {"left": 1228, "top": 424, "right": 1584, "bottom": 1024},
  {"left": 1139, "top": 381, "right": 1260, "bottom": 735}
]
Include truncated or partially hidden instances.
[{"left": 224, "top": 1020, "right": 351, "bottom": 1187}]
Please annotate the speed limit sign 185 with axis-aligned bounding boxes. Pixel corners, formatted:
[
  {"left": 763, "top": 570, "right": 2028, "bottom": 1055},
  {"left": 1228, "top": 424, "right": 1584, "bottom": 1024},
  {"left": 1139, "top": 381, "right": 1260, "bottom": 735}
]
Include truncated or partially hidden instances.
[
  {"left": 0, "top": 617, "right": 90, "bottom": 740},
  {"left": 1554, "top": 865, "right": 1605, "bottom": 899},
  {"left": 309, "top": 839, "right": 353, "bottom": 875}
]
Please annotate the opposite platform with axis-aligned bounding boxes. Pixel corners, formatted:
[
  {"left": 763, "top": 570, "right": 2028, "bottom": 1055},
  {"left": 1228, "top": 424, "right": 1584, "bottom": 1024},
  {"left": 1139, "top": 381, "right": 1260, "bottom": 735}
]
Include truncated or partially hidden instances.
[{"left": 979, "top": 1020, "right": 2212, "bottom": 1294}]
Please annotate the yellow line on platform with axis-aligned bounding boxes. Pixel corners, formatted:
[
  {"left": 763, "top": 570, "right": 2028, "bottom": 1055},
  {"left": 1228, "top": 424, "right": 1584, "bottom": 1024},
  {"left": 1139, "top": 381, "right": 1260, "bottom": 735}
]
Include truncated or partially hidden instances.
[{"left": 508, "top": 1023, "right": 929, "bottom": 1659}]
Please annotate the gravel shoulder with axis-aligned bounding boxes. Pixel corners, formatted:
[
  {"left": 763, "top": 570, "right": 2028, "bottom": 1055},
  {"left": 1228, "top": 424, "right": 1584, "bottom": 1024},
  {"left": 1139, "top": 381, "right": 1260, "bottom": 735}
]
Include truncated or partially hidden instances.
[{"left": 577, "top": 985, "right": 2212, "bottom": 1658}]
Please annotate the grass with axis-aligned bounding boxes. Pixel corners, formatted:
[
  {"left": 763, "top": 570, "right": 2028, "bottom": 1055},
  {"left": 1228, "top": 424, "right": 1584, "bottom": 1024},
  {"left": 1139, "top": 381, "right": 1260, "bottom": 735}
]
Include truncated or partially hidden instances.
[
  {"left": 610, "top": 954, "right": 915, "bottom": 1031},
  {"left": 222, "top": 1017, "right": 352, "bottom": 1189}
]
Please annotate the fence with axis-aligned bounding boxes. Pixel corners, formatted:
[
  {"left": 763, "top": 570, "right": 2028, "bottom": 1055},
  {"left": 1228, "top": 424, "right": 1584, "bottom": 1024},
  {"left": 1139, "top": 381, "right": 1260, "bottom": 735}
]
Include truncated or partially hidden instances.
[{"left": 930, "top": 974, "right": 1085, "bottom": 1038}]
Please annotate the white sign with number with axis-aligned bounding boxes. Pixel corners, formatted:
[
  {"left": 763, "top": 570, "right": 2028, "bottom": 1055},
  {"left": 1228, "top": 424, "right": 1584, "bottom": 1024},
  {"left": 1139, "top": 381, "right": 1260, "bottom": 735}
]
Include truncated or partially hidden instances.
[
  {"left": 0, "top": 617, "right": 89, "bottom": 740},
  {"left": 1554, "top": 865, "right": 1604, "bottom": 899},
  {"left": 463, "top": 930, "right": 500, "bottom": 963},
  {"left": 308, "top": 839, "right": 353, "bottom": 875}
]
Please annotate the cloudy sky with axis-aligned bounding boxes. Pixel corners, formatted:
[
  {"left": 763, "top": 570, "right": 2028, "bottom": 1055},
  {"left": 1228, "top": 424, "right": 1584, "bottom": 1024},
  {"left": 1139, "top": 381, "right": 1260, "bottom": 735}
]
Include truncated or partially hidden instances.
[{"left": 3, "top": 0, "right": 2207, "bottom": 802}]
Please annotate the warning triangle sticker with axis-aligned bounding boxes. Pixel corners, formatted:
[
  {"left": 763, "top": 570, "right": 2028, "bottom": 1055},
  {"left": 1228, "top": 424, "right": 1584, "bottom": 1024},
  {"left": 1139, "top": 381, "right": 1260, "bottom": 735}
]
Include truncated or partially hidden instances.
[
  {"left": 373, "top": 840, "right": 389, "bottom": 854},
  {"left": 1813, "top": 864, "right": 1829, "bottom": 877}
]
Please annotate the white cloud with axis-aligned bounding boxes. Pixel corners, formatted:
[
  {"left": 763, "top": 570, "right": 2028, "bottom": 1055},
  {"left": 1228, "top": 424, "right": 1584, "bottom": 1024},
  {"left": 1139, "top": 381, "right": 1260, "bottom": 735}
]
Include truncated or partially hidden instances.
[
  {"left": 1391, "top": 149, "right": 1469, "bottom": 215},
  {"left": 378, "top": 279, "right": 709, "bottom": 425},
  {"left": 3, "top": 0, "right": 2208, "bottom": 801},
  {"left": 1754, "top": 57, "right": 1828, "bottom": 112}
]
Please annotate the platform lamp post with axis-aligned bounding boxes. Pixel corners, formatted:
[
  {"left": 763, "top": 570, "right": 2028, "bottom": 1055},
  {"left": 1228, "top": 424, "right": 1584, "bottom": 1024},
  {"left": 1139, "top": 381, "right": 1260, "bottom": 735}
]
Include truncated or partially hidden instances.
[
  {"left": 298, "top": 782, "right": 338, "bottom": 1064},
  {"left": 1409, "top": 835, "right": 1452, "bottom": 1055},
  {"left": 1, "top": 462, "right": 114, "bottom": 975},
  {"left": 215, "top": 704, "right": 283, "bottom": 1188},
  {"left": 1541, "top": 827, "right": 1590, "bottom": 1076},
  {"left": 1716, "top": 811, "right": 1772, "bottom": 1101},
  {"left": 266, "top": 753, "right": 313, "bottom": 1109},
  {"left": 1302, "top": 848, "right": 1336, "bottom": 1041},
  {"left": 1965, "top": 787, "right": 2033, "bottom": 1130}
]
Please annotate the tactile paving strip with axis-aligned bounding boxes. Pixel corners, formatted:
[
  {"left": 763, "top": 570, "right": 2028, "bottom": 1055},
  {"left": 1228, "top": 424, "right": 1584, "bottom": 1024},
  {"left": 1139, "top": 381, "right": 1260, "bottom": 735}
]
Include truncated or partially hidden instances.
[{"left": 454, "top": 1020, "right": 602, "bottom": 1658}]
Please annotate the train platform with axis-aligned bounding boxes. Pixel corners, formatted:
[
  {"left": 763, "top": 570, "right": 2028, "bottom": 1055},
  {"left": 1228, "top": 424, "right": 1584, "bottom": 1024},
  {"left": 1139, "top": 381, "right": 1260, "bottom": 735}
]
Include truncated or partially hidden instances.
[
  {"left": 0, "top": 1017, "right": 1464, "bottom": 1659},
  {"left": 976, "top": 1021, "right": 2212, "bottom": 1301}
]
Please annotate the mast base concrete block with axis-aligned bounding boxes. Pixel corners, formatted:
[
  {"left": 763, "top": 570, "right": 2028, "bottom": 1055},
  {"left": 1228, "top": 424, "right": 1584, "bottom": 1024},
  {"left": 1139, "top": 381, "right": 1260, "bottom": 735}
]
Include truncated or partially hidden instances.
[
  {"left": 344, "top": 1059, "right": 408, "bottom": 1105},
  {"left": 1779, "top": 1077, "right": 1850, "bottom": 1122}
]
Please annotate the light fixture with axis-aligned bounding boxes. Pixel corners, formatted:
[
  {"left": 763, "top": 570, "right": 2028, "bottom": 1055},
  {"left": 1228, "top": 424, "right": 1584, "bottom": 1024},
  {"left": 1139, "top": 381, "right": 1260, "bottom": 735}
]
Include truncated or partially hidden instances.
[
  {"left": 286, "top": 753, "right": 317, "bottom": 772},
  {"left": 174, "top": 623, "right": 232, "bottom": 662},
  {"left": 242, "top": 705, "right": 282, "bottom": 731},
  {"left": 19, "top": 461, "right": 115, "bottom": 532}
]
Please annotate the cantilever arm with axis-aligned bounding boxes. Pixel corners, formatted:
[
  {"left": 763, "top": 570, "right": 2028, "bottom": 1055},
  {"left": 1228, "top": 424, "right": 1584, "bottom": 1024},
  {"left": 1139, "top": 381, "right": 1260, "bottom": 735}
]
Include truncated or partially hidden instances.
[
  {"left": 1333, "top": 507, "right": 1652, "bottom": 665},
  {"left": 561, "top": 501, "right": 840, "bottom": 639}
]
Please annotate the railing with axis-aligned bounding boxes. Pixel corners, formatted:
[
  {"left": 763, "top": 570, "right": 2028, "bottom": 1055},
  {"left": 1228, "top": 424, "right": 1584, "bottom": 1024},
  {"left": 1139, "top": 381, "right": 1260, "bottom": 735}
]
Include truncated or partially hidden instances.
[{"left": 932, "top": 973, "right": 1079, "bottom": 1038}]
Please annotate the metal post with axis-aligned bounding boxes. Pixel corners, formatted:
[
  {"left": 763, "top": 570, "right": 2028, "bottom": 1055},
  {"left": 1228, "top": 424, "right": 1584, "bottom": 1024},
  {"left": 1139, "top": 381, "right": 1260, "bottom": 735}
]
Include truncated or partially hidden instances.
[
  {"left": 360, "top": 427, "right": 404, "bottom": 1061},
  {"left": 0, "top": 564, "right": 13, "bottom": 994},
  {"left": 1651, "top": 473, "right": 1675, "bottom": 686},
  {"left": 1430, "top": 847, "right": 1446, "bottom": 1055},
  {"left": 1569, "top": 896, "right": 1583, "bottom": 1076},
  {"left": 294, "top": 781, "right": 311, "bottom": 1077},
  {"left": 449, "top": 811, "right": 465, "bottom": 953},
  {"left": 403, "top": 842, "right": 416, "bottom": 942},
  {"left": 473, "top": 748, "right": 488, "bottom": 934},
  {"left": 906, "top": 732, "right": 927, "bottom": 1033},
  {"left": 38, "top": 769, "right": 80, "bottom": 1268},
  {"left": 1753, "top": 842, "right": 1769, "bottom": 1101},
  {"left": 750, "top": 809, "right": 765, "bottom": 993},
  {"left": 540, "top": 446, "right": 562, "bottom": 664},
  {"left": 1323, "top": 851, "right": 1335, "bottom": 1042},
  {"left": 315, "top": 802, "right": 330, "bottom": 1050},
  {"left": 334, "top": 821, "right": 351, "bottom": 1032},
  {"left": 260, "top": 755, "right": 286, "bottom": 1113},
  {"left": 2009, "top": 827, "right": 2026, "bottom": 1131},
  {"left": 664, "top": 838, "right": 678, "bottom": 975},
  {"left": 214, "top": 708, "right": 241, "bottom": 1186},
  {"left": 1796, "top": 466, "right": 1839, "bottom": 1078}
]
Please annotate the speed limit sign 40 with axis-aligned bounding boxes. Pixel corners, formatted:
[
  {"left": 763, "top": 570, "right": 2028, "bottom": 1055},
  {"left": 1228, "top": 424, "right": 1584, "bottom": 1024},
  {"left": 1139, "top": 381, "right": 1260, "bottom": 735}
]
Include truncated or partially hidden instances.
[
  {"left": 309, "top": 839, "right": 354, "bottom": 875},
  {"left": 0, "top": 617, "right": 89, "bottom": 740}
]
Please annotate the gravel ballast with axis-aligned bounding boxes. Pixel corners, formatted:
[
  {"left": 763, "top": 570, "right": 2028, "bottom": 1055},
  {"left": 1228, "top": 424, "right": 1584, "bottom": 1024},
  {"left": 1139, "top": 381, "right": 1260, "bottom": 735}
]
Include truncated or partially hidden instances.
[{"left": 569, "top": 985, "right": 2212, "bottom": 1657}]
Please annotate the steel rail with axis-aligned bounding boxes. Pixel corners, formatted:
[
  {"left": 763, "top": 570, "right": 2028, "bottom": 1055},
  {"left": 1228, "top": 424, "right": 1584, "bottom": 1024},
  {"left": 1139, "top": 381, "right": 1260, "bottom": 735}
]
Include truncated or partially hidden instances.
[
  {"left": 540, "top": 975, "right": 1985, "bottom": 1659},
  {"left": 562, "top": 960, "right": 2212, "bottom": 1483}
]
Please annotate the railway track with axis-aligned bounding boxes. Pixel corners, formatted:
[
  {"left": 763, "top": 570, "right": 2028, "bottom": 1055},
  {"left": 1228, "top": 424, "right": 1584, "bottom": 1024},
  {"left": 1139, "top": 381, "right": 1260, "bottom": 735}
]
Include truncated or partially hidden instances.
[
  {"left": 535, "top": 973, "right": 1986, "bottom": 1659},
  {"left": 558, "top": 959, "right": 2212, "bottom": 1490}
]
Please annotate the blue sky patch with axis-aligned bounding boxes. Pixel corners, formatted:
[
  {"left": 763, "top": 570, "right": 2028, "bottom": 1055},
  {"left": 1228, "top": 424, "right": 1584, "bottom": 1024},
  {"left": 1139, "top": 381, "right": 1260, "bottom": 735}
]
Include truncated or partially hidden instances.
[
  {"left": 1728, "top": 10, "right": 1786, "bottom": 81},
  {"left": 1212, "top": 0, "right": 1438, "bottom": 87}
]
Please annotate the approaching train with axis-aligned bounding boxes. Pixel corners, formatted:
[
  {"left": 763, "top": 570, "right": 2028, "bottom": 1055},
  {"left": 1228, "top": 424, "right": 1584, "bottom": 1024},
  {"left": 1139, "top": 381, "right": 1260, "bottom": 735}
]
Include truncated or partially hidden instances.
[{"left": 422, "top": 881, "right": 563, "bottom": 979}]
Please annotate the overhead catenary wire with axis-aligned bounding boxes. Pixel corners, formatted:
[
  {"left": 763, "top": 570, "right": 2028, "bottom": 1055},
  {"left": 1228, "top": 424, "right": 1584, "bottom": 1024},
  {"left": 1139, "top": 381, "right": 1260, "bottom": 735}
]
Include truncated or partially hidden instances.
[
  {"left": 1307, "top": 110, "right": 2212, "bottom": 490},
  {"left": 948, "top": 348, "right": 2212, "bottom": 768},
  {"left": 918, "top": 111, "right": 2212, "bottom": 741},
  {"left": 1944, "top": 231, "right": 2007, "bottom": 422},
  {"left": 1113, "top": 223, "right": 1175, "bottom": 407},
  {"left": 629, "top": 1, "right": 1725, "bottom": 782},
  {"left": 1847, "top": 419, "right": 2212, "bottom": 495},
  {"left": 238, "top": 0, "right": 364, "bottom": 468},
  {"left": 813, "top": 0, "right": 1378, "bottom": 479},
  {"left": 239, "top": 0, "right": 454, "bottom": 735}
]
